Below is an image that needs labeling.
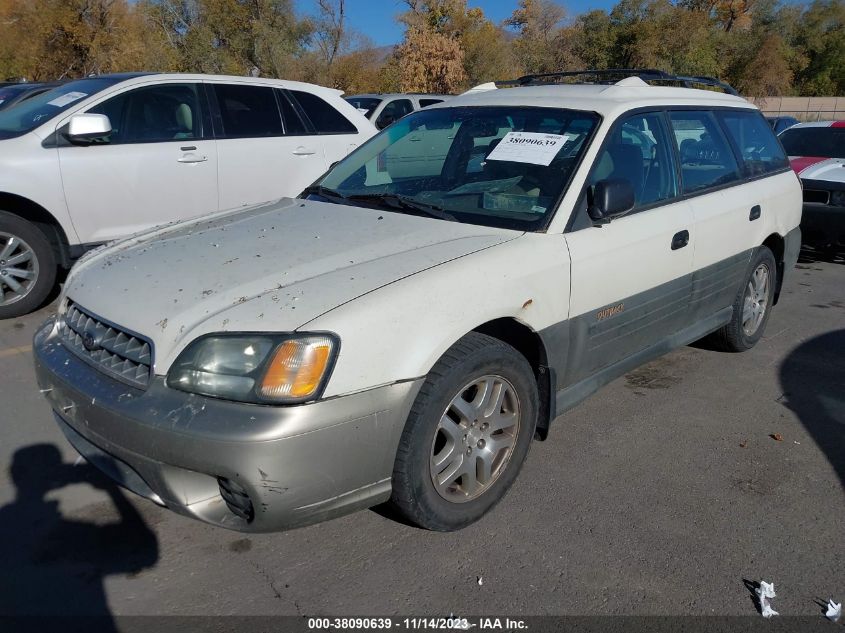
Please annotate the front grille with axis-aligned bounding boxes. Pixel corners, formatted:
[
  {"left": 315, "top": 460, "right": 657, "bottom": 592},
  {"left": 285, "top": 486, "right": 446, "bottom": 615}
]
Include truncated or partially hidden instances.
[
  {"left": 803, "top": 189, "right": 829, "bottom": 204},
  {"left": 60, "top": 301, "right": 153, "bottom": 389}
]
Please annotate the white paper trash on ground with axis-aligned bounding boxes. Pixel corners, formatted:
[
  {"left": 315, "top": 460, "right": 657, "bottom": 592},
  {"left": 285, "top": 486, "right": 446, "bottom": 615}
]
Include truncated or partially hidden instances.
[
  {"left": 826, "top": 600, "right": 841, "bottom": 622},
  {"left": 756, "top": 581, "right": 778, "bottom": 618}
]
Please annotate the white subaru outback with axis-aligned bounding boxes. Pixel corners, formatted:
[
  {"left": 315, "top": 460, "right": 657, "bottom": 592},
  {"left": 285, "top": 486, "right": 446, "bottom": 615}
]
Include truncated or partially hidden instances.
[{"left": 34, "top": 72, "right": 802, "bottom": 533}]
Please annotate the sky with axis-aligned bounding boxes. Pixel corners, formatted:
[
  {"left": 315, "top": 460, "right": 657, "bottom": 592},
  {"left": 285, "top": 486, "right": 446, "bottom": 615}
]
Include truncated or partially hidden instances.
[{"left": 295, "top": 0, "right": 615, "bottom": 47}]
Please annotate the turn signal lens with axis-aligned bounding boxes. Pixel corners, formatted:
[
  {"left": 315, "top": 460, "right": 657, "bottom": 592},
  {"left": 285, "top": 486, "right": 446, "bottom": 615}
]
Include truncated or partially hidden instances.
[{"left": 258, "top": 335, "right": 335, "bottom": 401}]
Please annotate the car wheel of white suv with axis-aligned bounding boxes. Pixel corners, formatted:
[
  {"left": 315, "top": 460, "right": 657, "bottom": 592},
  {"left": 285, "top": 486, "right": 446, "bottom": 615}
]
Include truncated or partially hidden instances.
[
  {"left": 709, "top": 246, "right": 777, "bottom": 352},
  {"left": 390, "top": 332, "right": 538, "bottom": 531},
  {"left": 0, "top": 212, "right": 56, "bottom": 319}
]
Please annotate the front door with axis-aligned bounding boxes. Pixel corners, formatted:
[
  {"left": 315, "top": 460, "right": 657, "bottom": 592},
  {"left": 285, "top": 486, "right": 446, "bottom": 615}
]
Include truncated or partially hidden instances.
[
  {"left": 58, "top": 81, "right": 218, "bottom": 244},
  {"left": 562, "top": 111, "right": 695, "bottom": 386}
]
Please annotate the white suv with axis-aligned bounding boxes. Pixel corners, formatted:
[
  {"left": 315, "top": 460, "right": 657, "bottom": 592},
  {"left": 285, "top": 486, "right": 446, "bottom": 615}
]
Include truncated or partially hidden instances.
[
  {"left": 35, "top": 72, "right": 801, "bottom": 533},
  {"left": 0, "top": 73, "right": 375, "bottom": 318}
]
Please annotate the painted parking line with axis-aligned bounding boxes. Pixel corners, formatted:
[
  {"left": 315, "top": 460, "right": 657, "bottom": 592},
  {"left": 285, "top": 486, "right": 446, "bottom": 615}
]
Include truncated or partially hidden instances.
[{"left": 0, "top": 344, "right": 32, "bottom": 359}]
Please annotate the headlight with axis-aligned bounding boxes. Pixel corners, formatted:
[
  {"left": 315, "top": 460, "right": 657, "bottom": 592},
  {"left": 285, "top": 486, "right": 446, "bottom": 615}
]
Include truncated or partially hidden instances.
[
  {"left": 830, "top": 190, "right": 845, "bottom": 207},
  {"left": 167, "top": 333, "right": 338, "bottom": 404}
]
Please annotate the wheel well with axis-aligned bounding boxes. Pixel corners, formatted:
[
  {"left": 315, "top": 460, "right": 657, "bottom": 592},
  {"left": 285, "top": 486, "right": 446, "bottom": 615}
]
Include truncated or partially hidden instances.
[
  {"left": 762, "top": 233, "right": 785, "bottom": 305},
  {"left": 0, "top": 193, "right": 71, "bottom": 268},
  {"left": 472, "top": 318, "right": 553, "bottom": 441}
]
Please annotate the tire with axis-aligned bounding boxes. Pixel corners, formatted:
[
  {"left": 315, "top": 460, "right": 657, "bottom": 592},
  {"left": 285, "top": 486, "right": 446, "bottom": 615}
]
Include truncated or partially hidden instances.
[
  {"left": 0, "top": 211, "right": 57, "bottom": 319},
  {"left": 389, "top": 332, "right": 538, "bottom": 531},
  {"left": 708, "top": 246, "right": 777, "bottom": 352}
]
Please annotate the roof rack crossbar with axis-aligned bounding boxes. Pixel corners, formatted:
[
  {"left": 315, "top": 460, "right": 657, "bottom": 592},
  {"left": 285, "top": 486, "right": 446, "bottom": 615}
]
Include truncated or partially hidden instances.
[{"left": 511, "top": 69, "right": 738, "bottom": 96}]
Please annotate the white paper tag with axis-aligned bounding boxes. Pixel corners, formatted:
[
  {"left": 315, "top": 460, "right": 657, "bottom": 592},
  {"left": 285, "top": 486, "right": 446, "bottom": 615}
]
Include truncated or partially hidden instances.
[
  {"left": 47, "top": 91, "right": 88, "bottom": 108},
  {"left": 486, "top": 131, "right": 570, "bottom": 166}
]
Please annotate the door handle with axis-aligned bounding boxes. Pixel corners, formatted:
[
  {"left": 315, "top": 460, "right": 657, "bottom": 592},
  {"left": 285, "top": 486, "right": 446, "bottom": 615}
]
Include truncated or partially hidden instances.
[
  {"left": 177, "top": 154, "right": 207, "bottom": 163},
  {"left": 292, "top": 146, "right": 316, "bottom": 156},
  {"left": 749, "top": 205, "right": 761, "bottom": 221},
  {"left": 671, "top": 230, "right": 689, "bottom": 250}
]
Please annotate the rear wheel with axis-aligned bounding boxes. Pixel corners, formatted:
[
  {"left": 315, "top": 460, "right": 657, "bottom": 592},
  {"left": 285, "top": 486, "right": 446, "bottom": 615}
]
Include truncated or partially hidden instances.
[
  {"left": 708, "top": 246, "right": 776, "bottom": 352},
  {"left": 389, "top": 332, "right": 538, "bottom": 531},
  {"left": 0, "top": 212, "right": 57, "bottom": 319}
]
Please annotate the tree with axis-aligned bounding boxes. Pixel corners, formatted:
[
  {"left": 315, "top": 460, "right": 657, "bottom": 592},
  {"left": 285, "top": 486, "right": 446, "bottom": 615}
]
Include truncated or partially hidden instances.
[
  {"left": 395, "top": 27, "right": 466, "bottom": 92},
  {"left": 506, "top": 0, "right": 570, "bottom": 74}
]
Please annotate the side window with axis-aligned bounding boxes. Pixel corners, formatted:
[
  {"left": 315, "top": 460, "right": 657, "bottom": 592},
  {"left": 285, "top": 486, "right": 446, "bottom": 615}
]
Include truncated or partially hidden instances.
[
  {"left": 376, "top": 99, "right": 414, "bottom": 129},
  {"left": 587, "top": 112, "right": 678, "bottom": 210},
  {"left": 418, "top": 98, "right": 443, "bottom": 108},
  {"left": 213, "top": 84, "right": 283, "bottom": 138},
  {"left": 276, "top": 90, "right": 308, "bottom": 135},
  {"left": 669, "top": 111, "right": 742, "bottom": 193},
  {"left": 289, "top": 90, "right": 357, "bottom": 134},
  {"left": 87, "top": 83, "right": 203, "bottom": 144},
  {"left": 717, "top": 110, "right": 789, "bottom": 177}
]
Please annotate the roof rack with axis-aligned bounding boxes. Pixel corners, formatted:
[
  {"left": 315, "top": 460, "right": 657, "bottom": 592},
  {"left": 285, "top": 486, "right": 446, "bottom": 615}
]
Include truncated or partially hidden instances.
[{"left": 502, "top": 69, "right": 738, "bottom": 96}]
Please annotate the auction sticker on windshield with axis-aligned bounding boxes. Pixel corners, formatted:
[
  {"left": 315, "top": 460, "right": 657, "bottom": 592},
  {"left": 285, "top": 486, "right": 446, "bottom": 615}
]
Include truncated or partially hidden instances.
[
  {"left": 486, "top": 131, "right": 570, "bottom": 166},
  {"left": 47, "top": 91, "right": 88, "bottom": 108}
]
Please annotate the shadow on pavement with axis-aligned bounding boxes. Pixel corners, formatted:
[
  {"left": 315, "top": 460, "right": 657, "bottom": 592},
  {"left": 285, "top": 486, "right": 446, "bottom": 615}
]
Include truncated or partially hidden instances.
[
  {"left": 779, "top": 329, "right": 845, "bottom": 490},
  {"left": 0, "top": 444, "right": 158, "bottom": 629},
  {"left": 797, "top": 245, "right": 845, "bottom": 265}
]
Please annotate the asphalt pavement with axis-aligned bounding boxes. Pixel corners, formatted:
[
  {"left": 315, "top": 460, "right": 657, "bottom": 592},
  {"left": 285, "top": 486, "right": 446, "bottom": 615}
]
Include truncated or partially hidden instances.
[{"left": 0, "top": 251, "right": 842, "bottom": 621}]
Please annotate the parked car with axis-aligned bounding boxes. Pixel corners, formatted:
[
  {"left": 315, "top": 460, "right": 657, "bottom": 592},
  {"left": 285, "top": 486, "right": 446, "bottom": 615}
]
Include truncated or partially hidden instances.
[
  {"left": 345, "top": 93, "right": 450, "bottom": 129},
  {"left": 779, "top": 121, "right": 845, "bottom": 249},
  {"left": 766, "top": 115, "right": 799, "bottom": 135},
  {"left": 35, "top": 71, "right": 801, "bottom": 533},
  {"left": 0, "top": 82, "right": 62, "bottom": 112},
  {"left": 0, "top": 73, "right": 375, "bottom": 318}
]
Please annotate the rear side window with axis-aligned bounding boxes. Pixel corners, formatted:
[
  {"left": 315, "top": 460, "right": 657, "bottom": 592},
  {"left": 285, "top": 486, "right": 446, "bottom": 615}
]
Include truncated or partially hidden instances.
[
  {"left": 87, "top": 83, "right": 204, "bottom": 144},
  {"left": 718, "top": 110, "right": 788, "bottom": 176},
  {"left": 213, "top": 84, "right": 283, "bottom": 138},
  {"left": 669, "top": 111, "right": 742, "bottom": 193},
  {"left": 419, "top": 98, "right": 443, "bottom": 108},
  {"left": 276, "top": 90, "right": 308, "bottom": 135},
  {"left": 289, "top": 90, "right": 357, "bottom": 134}
]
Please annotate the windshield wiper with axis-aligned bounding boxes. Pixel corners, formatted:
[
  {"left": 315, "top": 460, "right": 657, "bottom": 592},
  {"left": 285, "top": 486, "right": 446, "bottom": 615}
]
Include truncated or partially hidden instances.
[
  {"left": 301, "top": 185, "right": 348, "bottom": 203},
  {"left": 345, "top": 193, "right": 457, "bottom": 222}
]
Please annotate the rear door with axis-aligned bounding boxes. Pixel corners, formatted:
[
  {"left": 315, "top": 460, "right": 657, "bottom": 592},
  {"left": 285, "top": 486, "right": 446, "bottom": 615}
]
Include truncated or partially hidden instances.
[
  {"left": 58, "top": 81, "right": 218, "bottom": 243},
  {"left": 666, "top": 110, "right": 765, "bottom": 322},
  {"left": 285, "top": 89, "right": 365, "bottom": 169},
  {"left": 211, "top": 82, "right": 327, "bottom": 210},
  {"left": 563, "top": 111, "right": 694, "bottom": 385}
]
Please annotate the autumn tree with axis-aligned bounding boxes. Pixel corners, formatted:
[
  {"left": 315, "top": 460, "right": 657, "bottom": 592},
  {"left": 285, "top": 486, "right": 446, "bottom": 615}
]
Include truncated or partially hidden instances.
[
  {"left": 506, "top": 0, "right": 572, "bottom": 74},
  {"left": 0, "top": 0, "right": 171, "bottom": 80},
  {"left": 395, "top": 27, "right": 466, "bottom": 92}
]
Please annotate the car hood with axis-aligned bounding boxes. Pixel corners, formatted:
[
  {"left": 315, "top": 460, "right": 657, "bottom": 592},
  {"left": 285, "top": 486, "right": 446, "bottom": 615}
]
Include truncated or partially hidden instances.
[
  {"left": 790, "top": 156, "right": 845, "bottom": 183},
  {"left": 63, "top": 198, "right": 520, "bottom": 372}
]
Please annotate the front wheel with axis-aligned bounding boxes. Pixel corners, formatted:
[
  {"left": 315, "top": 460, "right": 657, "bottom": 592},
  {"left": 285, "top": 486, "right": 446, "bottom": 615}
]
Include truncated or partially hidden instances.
[
  {"left": 709, "top": 246, "right": 777, "bottom": 352},
  {"left": 0, "top": 212, "right": 57, "bottom": 319},
  {"left": 389, "top": 332, "right": 538, "bottom": 531}
]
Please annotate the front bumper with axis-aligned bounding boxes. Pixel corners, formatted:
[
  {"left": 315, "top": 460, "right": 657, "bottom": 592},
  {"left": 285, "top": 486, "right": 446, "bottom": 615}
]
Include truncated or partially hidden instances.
[
  {"left": 801, "top": 203, "right": 845, "bottom": 247},
  {"left": 34, "top": 319, "right": 423, "bottom": 532}
]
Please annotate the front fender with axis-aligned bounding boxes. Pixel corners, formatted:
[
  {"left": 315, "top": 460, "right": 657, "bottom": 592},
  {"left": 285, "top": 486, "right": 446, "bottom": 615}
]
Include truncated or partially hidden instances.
[{"left": 302, "top": 233, "right": 572, "bottom": 398}]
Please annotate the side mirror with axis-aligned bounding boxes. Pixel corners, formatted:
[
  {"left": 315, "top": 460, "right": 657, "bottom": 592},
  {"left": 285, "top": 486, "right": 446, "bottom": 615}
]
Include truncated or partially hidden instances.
[
  {"left": 66, "top": 113, "right": 112, "bottom": 144},
  {"left": 588, "top": 178, "right": 635, "bottom": 223}
]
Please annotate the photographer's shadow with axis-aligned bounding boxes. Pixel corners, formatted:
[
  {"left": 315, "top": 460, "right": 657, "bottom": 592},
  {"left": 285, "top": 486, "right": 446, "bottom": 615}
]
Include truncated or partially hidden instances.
[{"left": 0, "top": 444, "right": 158, "bottom": 626}]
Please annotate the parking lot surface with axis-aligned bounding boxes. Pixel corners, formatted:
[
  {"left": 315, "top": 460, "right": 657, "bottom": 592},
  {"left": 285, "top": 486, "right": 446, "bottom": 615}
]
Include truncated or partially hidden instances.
[{"left": 0, "top": 253, "right": 842, "bottom": 618}]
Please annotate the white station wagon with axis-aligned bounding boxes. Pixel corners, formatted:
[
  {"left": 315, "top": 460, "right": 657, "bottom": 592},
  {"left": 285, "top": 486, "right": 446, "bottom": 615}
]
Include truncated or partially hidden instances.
[
  {"left": 0, "top": 73, "right": 375, "bottom": 318},
  {"left": 35, "top": 71, "right": 801, "bottom": 533}
]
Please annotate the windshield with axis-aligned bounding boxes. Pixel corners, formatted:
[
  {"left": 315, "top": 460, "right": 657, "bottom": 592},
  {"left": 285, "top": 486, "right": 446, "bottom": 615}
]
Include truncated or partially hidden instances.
[
  {"left": 313, "top": 106, "right": 600, "bottom": 230},
  {"left": 344, "top": 97, "right": 382, "bottom": 118},
  {"left": 0, "top": 78, "right": 122, "bottom": 139},
  {"left": 779, "top": 126, "right": 845, "bottom": 159}
]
